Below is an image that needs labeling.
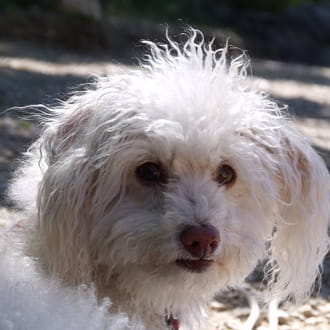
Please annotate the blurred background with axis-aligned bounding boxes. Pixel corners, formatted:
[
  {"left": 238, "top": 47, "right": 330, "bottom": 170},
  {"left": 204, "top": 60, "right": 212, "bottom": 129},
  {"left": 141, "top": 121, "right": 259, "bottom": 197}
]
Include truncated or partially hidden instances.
[{"left": 0, "top": 1, "right": 330, "bottom": 329}]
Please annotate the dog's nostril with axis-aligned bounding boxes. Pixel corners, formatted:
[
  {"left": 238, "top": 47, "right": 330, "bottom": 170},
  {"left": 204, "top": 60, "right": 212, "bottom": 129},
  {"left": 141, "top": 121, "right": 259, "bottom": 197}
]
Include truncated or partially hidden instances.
[
  {"left": 191, "top": 241, "right": 199, "bottom": 248},
  {"left": 180, "top": 225, "right": 220, "bottom": 258},
  {"left": 209, "top": 240, "right": 218, "bottom": 250}
]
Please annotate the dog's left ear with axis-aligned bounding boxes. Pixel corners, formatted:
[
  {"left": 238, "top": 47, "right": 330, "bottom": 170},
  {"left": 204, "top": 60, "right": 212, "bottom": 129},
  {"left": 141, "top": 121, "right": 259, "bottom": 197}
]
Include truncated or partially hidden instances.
[{"left": 268, "top": 126, "right": 330, "bottom": 302}]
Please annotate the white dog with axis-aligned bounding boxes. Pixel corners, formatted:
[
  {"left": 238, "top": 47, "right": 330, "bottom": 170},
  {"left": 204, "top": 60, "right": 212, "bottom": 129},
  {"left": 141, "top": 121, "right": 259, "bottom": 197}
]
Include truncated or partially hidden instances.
[{"left": 3, "top": 29, "right": 330, "bottom": 329}]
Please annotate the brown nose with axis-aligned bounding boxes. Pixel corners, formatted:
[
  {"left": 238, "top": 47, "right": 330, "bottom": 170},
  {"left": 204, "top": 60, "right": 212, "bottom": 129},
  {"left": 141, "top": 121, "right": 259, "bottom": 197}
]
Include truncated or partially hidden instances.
[{"left": 180, "top": 225, "right": 220, "bottom": 258}]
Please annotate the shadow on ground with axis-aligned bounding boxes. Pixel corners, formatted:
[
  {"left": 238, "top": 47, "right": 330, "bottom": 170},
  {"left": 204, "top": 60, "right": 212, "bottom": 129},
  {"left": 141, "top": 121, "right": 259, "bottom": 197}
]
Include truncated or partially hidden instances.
[
  {"left": 0, "top": 68, "right": 88, "bottom": 111},
  {"left": 279, "top": 97, "right": 330, "bottom": 120}
]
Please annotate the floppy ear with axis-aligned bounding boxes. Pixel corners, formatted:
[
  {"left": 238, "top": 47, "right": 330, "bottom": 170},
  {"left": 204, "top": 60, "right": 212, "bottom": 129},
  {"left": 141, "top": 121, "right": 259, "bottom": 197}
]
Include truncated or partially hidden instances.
[
  {"left": 35, "top": 92, "right": 138, "bottom": 285},
  {"left": 35, "top": 104, "right": 97, "bottom": 285},
  {"left": 269, "top": 126, "right": 330, "bottom": 302}
]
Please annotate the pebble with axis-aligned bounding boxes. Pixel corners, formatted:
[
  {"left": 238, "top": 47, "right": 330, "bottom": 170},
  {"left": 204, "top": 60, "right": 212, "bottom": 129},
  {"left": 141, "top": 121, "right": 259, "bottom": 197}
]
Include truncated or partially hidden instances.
[
  {"left": 301, "top": 305, "right": 316, "bottom": 318},
  {"left": 278, "top": 311, "right": 290, "bottom": 325},
  {"left": 210, "top": 301, "right": 228, "bottom": 312}
]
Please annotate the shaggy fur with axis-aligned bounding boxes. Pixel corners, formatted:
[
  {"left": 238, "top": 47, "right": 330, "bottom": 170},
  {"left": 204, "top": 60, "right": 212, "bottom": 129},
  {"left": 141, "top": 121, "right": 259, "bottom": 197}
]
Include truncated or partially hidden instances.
[
  {"left": 0, "top": 232, "right": 143, "bottom": 330},
  {"left": 4, "top": 29, "right": 330, "bottom": 329}
]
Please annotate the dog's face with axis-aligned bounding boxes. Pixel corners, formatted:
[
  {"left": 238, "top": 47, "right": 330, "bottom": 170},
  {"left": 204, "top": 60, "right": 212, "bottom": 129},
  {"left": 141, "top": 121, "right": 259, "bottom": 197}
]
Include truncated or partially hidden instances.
[
  {"left": 86, "top": 122, "right": 274, "bottom": 305},
  {"left": 87, "top": 120, "right": 275, "bottom": 283},
  {"left": 12, "top": 31, "right": 329, "bottom": 322}
]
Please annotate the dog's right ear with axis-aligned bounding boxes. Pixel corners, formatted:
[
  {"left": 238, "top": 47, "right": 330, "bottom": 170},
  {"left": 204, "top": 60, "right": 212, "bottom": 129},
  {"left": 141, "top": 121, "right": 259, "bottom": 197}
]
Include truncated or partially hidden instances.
[{"left": 34, "top": 102, "right": 100, "bottom": 283}]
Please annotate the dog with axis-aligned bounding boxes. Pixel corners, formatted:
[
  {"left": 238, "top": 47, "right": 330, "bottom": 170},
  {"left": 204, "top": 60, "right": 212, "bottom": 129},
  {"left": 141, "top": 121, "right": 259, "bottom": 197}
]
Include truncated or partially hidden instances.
[{"left": 3, "top": 29, "right": 330, "bottom": 329}]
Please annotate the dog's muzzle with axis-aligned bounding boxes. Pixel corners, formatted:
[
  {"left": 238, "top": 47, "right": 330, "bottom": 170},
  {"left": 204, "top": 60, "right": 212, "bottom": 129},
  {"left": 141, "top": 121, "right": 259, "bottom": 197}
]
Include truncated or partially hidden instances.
[{"left": 176, "top": 224, "right": 220, "bottom": 272}]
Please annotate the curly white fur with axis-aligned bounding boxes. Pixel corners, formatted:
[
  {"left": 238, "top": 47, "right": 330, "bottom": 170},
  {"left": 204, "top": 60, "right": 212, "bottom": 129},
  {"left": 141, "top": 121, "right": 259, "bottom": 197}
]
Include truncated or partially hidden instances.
[
  {"left": 0, "top": 233, "right": 142, "bottom": 330},
  {"left": 5, "top": 29, "right": 330, "bottom": 329}
]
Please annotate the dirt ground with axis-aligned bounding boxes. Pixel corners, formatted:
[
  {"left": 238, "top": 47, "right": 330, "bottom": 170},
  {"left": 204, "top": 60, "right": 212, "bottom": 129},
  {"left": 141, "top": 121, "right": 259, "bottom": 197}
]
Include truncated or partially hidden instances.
[{"left": 0, "top": 40, "right": 329, "bottom": 329}]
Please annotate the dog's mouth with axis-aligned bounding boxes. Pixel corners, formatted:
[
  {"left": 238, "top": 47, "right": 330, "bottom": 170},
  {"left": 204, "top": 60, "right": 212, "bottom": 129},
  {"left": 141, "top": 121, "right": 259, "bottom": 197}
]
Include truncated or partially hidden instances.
[{"left": 175, "top": 258, "right": 214, "bottom": 273}]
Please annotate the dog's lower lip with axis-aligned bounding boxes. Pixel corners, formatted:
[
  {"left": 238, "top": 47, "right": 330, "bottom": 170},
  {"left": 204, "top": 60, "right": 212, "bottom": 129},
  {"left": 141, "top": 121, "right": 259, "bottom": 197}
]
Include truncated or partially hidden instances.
[{"left": 175, "top": 259, "right": 214, "bottom": 273}]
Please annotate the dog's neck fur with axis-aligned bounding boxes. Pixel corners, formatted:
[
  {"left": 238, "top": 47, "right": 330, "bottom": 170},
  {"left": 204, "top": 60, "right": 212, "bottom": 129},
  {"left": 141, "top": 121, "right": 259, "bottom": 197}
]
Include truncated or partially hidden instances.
[{"left": 95, "top": 265, "right": 185, "bottom": 329}]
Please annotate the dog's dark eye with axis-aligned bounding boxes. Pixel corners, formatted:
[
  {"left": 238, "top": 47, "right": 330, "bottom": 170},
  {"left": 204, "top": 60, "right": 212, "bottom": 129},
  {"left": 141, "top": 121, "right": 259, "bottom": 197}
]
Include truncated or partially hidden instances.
[
  {"left": 136, "top": 162, "right": 163, "bottom": 184},
  {"left": 216, "top": 164, "right": 236, "bottom": 186}
]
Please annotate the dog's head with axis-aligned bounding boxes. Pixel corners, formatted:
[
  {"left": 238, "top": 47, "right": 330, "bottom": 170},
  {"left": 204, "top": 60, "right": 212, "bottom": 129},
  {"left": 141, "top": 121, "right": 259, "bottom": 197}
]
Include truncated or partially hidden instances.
[{"left": 11, "top": 30, "right": 330, "bottom": 319}]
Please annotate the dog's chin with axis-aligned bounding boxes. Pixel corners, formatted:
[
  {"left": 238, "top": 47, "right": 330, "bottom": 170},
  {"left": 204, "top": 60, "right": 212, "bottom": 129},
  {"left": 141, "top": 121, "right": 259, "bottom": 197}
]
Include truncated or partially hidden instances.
[{"left": 175, "top": 258, "right": 214, "bottom": 273}]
